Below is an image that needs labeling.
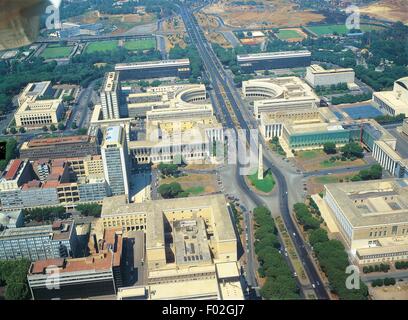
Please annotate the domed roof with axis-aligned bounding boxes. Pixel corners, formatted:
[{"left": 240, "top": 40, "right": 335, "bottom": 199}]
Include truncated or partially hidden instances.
[{"left": 396, "top": 77, "right": 408, "bottom": 90}]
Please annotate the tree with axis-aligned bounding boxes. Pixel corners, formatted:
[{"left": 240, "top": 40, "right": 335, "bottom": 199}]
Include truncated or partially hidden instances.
[
  {"left": 50, "top": 124, "right": 57, "bottom": 131},
  {"left": 18, "top": 127, "right": 26, "bottom": 133},
  {"left": 323, "top": 142, "right": 337, "bottom": 155},
  {"left": 9, "top": 127, "right": 17, "bottom": 134},
  {"left": 341, "top": 142, "right": 364, "bottom": 159},
  {"left": 71, "top": 122, "right": 78, "bottom": 129},
  {"left": 58, "top": 123, "right": 65, "bottom": 130},
  {"left": 158, "top": 163, "right": 179, "bottom": 176},
  {"left": 158, "top": 182, "right": 187, "bottom": 199},
  {"left": 42, "top": 125, "right": 48, "bottom": 132},
  {"left": 76, "top": 203, "right": 102, "bottom": 217},
  {"left": 309, "top": 228, "right": 329, "bottom": 247}
]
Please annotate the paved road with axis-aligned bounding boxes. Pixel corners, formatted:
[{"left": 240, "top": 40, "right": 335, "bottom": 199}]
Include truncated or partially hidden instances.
[{"left": 180, "top": 5, "right": 329, "bottom": 300}]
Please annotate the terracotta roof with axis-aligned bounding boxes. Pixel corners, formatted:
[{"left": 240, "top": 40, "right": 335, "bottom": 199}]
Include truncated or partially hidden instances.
[
  {"left": 27, "top": 135, "right": 90, "bottom": 148},
  {"left": 4, "top": 160, "right": 22, "bottom": 180}
]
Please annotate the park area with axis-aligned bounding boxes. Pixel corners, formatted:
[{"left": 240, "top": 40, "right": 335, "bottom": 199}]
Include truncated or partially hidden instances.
[
  {"left": 294, "top": 149, "right": 366, "bottom": 172},
  {"left": 247, "top": 170, "right": 275, "bottom": 193},
  {"left": 124, "top": 38, "right": 156, "bottom": 51},
  {"left": 305, "top": 23, "right": 384, "bottom": 36},
  {"left": 85, "top": 40, "right": 118, "bottom": 53},
  {"left": 40, "top": 44, "right": 73, "bottom": 59},
  {"left": 159, "top": 173, "right": 219, "bottom": 197}
]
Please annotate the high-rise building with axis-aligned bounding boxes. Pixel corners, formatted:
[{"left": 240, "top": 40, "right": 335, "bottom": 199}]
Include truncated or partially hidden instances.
[
  {"left": 101, "top": 126, "right": 130, "bottom": 200},
  {"left": 100, "top": 72, "right": 123, "bottom": 120}
]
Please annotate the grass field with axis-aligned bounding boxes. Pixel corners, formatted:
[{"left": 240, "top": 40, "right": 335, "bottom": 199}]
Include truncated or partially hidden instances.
[
  {"left": 85, "top": 41, "right": 118, "bottom": 53},
  {"left": 40, "top": 45, "right": 72, "bottom": 59},
  {"left": 307, "top": 24, "right": 384, "bottom": 36},
  {"left": 248, "top": 170, "right": 275, "bottom": 193},
  {"left": 185, "top": 186, "right": 205, "bottom": 195},
  {"left": 124, "top": 38, "right": 156, "bottom": 51},
  {"left": 297, "top": 150, "right": 319, "bottom": 160},
  {"left": 276, "top": 29, "right": 302, "bottom": 40}
]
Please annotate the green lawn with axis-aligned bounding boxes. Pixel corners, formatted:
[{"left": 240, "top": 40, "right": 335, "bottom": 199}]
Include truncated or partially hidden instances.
[
  {"left": 40, "top": 45, "right": 72, "bottom": 59},
  {"left": 248, "top": 170, "right": 275, "bottom": 193},
  {"left": 298, "top": 150, "right": 320, "bottom": 160},
  {"left": 85, "top": 41, "right": 118, "bottom": 53},
  {"left": 315, "top": 176, "right": 341, "bottom": 184},
  {"left": 124, "top": 38, "right": 156, "bottom": 51},
  {"left": 307, "top": 24, "right": 384, "bottom": 36},
  {"left": 185, "top": 186, "right": 205, "bottom": 195},
  {"left": 276, "top": 29, "right": 302, "bottom": 40}
]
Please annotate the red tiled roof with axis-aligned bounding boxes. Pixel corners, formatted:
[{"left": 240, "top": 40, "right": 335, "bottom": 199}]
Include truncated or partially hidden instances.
[{"left": 4, "top": 160, "right": 22, "bottom": 180}]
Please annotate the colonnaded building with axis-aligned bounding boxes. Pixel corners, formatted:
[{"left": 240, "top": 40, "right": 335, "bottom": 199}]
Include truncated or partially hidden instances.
[{"left": 313, "top": 178, "right": 408, "bottom": 266}]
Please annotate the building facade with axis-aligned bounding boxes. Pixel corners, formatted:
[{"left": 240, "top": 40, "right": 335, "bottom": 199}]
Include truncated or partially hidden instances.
[{"left": 237, "top": 50, "right": 311, "bottom": 73}]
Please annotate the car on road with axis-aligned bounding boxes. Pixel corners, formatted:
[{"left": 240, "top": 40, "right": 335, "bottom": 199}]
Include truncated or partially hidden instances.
[{"left": 312, "top": 284, "right": 316, "bottom": 288}]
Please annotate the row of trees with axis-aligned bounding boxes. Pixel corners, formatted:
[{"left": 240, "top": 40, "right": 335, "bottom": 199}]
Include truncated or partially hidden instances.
[
  {"left": 158, "top": 163, "right": 180, "bottom": 177},
  {"left": 0, "top": 259, "right": 31, "bottom": 300},
  {"left": 0, "top": 138, "right": 17, "bottom": 171},
  {"left": 23, "top": 206, "right": 68, "bottom": 223},
  {"left": 371, "top": 278, "right": 396, "bottom": 287},
  {"left": 331, "top": 93, "right": 372, "bottom": 105},
  {"left": 351, "top": 164, "right": 382, "bottom": 182},
  {"left": 315, "top": 83, "right": 348, "bottom": 95},
  {"left": 340, "top": 142, "right": 364, "bottom": 159},
  {"left": 76, "top": 204, "right": 102, "bottom": 217},
  {"left": 254, "top": 206, "right": 300, "bottom": 299},
  {"left": 375, "top": 113, "right": 406, "bottom": 125},
  {"left": 362, "top": 264, "right": 390, "bottom": 274},
  {"left": 169, "top": 44, "right": 203, "bottom": 82},
  {"left": 395, "top": 261, "right": 408, "bottom": 270},
  {"left": 293, "top": 203, "right": 321, "bottom": 231},
  {"left": 298, "top": 202, "right": 369, "bottom": 299}
]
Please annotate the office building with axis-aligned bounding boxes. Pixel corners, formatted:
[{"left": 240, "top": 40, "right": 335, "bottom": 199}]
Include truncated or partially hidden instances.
[
  {"left": 102, "top": 194, "right": 244, "bottom": 300},
  {"left": 305, "top": 64, "right": 355, "bottom": 88},
  {"left": 126, "top": 84, "right": 207, "bottom": 118},
  {"left": 100, "top": 72, "right": 124, "bottom": 120},
  {"left": 372, "top": 77, "right": 408, "bottom": 116},
  {"left": 237, "top": 50, "right": 311, "bottom": 73},
  {"left": 0, "top": 220, "right": 77, "bottom": 261},
  {"left": 0, "top": 210, "right": 23, "bottom": 229},
  {"left": 242, "top": 77, "right": 320, "bottom": 119},
  {"left": 17, "top": 81, "right": 54, "bottom": 107},
  {"left": 101, "top": 126, "right": 130, "bottom": 199},
  {"left": 14, "top": 97, "right": 64, "bottom": 128},
  {"left": 315, "top": 179, "right": 408, "bottom": 265},
  {"left": 19, "top": 135, "right": 99, "bottom": 160},
  {"left": 27, "top": 228, "right": 123, "bottom": 300},
  {"left": 115, "top": 59, "right": 191, "bottom": 81}
]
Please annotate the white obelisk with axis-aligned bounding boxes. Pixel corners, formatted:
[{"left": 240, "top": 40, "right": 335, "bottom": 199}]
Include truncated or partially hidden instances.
[{"left": 258, "top": 143, "right": 263, "bottom": 180}]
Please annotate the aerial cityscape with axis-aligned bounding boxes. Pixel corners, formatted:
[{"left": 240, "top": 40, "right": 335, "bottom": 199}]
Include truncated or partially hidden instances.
[{"left": 0, "top": 0, "right": 407, "bottom": 304}]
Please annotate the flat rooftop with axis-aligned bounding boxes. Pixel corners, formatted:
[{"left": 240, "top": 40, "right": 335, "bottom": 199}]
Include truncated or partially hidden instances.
[
  {"left": 101, "top": 194, "right": 236, "bottom": 245},
  {"left": 237, "top": 50, "right": 311, "bottom": 61},
  {"left": 308, "top": 64, "right": 354, "bottom": 74},
  {"left": 325, "top": 178, "right": 408, "bottom": 227},
  {"left": 115, "top": 59, "right": 190, "bottom": 71},
  {"left": 24, "top": 135, "right": 92, "bottom": 148},
  {"left": 374, "top": 90, "right": 408, "bottom": 114}
]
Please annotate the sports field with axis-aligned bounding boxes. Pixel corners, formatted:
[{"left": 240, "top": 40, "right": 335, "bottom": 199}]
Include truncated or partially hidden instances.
[
  {"left": 307, "top": 24, "right": 384, "bottom": 36},
  {"left": 276, "top": 29, "right": 302, "bottom": 40},
  {"left": 124, "top": 38, "right": 156, "bottom": 51},
  {"left": 85, "top": 41, "right": 118, "bottom": 53},
  {"left": 40, "top": 45, "right": 72, "bottom": 59}
]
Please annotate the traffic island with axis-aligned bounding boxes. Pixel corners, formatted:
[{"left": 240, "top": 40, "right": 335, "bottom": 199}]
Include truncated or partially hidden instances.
[{"left": 245, "top": 169, "right": 276, "bottom": 194}]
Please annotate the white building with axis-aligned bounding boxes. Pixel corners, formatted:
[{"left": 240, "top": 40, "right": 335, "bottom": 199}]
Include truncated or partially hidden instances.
[
  {"left": 101, "top": 126, "right": 130, "bottom": 200},
  {"left": 100, "top": 72, "right": 123, "bottom": 120},
  {"left": 372, "top": 77, "right": 408, "bottom": 116},
  {"left": 305, "top": 64, "right": 355, "bottom": 88}
]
